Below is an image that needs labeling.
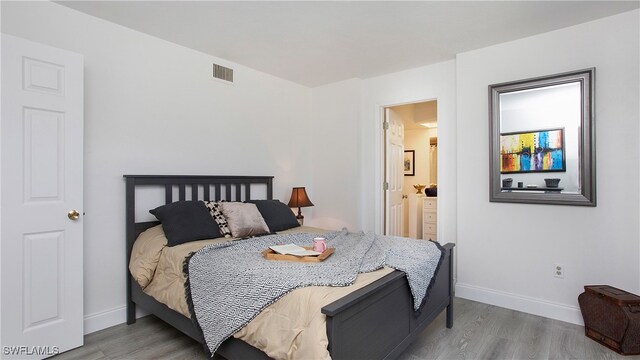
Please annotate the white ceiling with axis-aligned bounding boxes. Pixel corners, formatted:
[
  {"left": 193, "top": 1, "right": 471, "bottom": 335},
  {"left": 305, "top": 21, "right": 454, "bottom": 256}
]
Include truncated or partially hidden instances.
[{"left": 57, "top": 1, "right": 639, "bottom": 88}]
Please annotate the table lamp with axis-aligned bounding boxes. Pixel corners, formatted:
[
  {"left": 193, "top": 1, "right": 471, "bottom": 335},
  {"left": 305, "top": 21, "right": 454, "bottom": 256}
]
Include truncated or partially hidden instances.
[{"left": 287, "top": 187, "right": 314, "bottom": 225}]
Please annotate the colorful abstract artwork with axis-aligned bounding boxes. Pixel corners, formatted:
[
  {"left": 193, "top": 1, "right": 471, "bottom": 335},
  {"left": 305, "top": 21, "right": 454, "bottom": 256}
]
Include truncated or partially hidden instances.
[{"left": 500, "top": 128, "right": 565, "bottom": 174}]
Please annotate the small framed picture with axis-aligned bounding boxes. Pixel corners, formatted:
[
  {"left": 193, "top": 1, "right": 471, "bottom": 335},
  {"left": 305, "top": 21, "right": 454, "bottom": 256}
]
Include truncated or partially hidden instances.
[{"left": 404, "top": 150, "right": 415, "bottom": 176}]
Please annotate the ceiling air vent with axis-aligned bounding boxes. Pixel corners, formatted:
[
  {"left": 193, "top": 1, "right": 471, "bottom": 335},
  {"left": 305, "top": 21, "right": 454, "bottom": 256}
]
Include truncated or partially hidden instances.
[{"left": 212, "top": 63, "right": 233, "bottom": 83}]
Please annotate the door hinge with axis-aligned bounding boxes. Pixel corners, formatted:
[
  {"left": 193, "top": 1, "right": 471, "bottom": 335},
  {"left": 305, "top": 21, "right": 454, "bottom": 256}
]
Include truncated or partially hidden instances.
[
  {"left": 383, "top": 182, "right": 389, "bottom": 191},
  {"left": 383, "top": 121, "right": 389, "bottom": 130}
]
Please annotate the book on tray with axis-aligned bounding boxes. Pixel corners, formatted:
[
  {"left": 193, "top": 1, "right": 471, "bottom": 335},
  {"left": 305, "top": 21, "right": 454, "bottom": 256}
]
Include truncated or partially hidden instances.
[{"left": 269, "top": 244, "right": 322, "bottom": 257}]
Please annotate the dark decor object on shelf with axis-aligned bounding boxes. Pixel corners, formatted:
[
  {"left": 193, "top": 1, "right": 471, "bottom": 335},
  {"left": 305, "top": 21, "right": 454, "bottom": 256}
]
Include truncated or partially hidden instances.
[
  {"left": 578, "top": 285, "right": 640, "bottom": 355},
  {"left": 425, "top": 186, "right": 437, "bottom": 197},
  {"left": 544, "top": 178, "right": 561, "bottom": 188},
  {"left": 502, "top": 178, "right": 513, "bottom": 188}
]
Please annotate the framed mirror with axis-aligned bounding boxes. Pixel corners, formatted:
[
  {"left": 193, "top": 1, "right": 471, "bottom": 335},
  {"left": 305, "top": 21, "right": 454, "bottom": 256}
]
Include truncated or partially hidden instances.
[{"left": 489, "top": 68, "right": 595, "bottom": 206}]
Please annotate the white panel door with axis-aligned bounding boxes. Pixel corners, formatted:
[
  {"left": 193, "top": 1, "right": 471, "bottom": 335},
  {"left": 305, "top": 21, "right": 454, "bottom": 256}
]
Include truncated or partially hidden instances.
[
  {"left": 385, "top": 108, "right": 404, "bottom": 236},
  {"left": 1, "top": 34, "right": 84, "bottom": 359}
]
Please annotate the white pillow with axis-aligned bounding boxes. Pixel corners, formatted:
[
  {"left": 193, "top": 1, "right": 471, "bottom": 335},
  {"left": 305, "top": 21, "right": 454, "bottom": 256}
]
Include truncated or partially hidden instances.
[{"left": 220, "top": 202, "right": 270, "bottom": 238}]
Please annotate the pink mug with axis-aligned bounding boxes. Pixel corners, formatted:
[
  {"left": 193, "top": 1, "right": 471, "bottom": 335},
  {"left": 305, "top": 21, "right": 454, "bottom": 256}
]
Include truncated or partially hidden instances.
[{"left": 313, "top": 237, "right": 327, "bottom": 252}]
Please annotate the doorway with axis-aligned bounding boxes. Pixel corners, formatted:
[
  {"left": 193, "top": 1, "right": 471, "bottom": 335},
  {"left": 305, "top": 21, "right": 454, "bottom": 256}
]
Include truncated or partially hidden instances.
[{"left": 383, "top": 100, "right": 438, "bottom": 238}]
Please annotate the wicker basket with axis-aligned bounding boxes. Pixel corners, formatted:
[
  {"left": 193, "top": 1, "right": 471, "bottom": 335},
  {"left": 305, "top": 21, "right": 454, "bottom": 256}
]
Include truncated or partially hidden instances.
[{"left": 578, "top": 285, "right": 640, "bottom": 355}]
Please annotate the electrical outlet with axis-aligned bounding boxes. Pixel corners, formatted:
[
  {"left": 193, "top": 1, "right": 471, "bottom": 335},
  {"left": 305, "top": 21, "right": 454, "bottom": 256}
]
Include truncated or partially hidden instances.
[{"left": 554, "top": 263, "right": 564, "bottom": 278}]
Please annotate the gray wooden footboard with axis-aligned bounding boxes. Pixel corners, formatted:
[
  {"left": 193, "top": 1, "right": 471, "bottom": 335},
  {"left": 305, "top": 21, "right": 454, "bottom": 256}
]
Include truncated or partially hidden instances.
[
  {"left": 322, "top": 243, "right": 454, "bottom": 360},
  {"left": 124, "top": 175, "right": 454, "bottom": 360}
]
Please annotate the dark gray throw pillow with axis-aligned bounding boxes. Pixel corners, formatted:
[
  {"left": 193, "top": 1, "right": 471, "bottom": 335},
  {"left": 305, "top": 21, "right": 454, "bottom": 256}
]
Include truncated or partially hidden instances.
[
  {"left": 149, "top": 201, "right": 222, "bottom": 246},
  {"left": 246, "top": 200, "right": 300, "bottom": 232}
]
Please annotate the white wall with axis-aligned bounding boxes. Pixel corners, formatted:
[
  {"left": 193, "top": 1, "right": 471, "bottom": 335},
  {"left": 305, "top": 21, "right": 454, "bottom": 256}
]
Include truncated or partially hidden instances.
[
  {"left": 1, "top": 1, "right": 312, "bottom": 333},
  {"left": 309, "top": 60, "right": 457, "bottom": 274},
  {"left": 308, "top": 79, "right": 363, "bottom": 231},
  {"left": 456, "top": 10, "right": 640, "bottom": 325},
  {"left": 361, "top": 61, "right": 457, "bottom": 250}
]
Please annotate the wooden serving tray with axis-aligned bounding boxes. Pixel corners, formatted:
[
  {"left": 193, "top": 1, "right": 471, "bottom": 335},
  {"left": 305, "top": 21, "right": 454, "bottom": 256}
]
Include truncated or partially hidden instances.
[{"left": 262, "top": 246, "right": 335, "bottom": 263}]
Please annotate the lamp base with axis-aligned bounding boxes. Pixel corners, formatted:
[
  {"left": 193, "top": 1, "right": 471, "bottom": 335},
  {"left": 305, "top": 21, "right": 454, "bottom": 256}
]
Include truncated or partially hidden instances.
[{"left": 296, "top": 214, "right": 304, "bottom": 226}]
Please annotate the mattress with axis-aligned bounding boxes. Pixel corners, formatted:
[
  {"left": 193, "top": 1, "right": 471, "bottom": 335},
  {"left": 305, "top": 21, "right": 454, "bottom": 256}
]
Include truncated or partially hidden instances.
[{"left": 129, "top": 225, "right": 393, "bottom": 359}]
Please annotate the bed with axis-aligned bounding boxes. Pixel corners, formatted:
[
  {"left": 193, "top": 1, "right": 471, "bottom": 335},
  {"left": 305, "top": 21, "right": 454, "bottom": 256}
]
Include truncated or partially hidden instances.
[{"left": 124, "top": 175, "right": 455, "bottom": 359}]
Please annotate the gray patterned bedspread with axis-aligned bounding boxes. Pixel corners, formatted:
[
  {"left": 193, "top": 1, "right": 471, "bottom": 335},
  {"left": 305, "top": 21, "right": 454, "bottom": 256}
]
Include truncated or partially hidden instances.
[{"left": 185, "top": 229, "right": 444, "bottom": 356}]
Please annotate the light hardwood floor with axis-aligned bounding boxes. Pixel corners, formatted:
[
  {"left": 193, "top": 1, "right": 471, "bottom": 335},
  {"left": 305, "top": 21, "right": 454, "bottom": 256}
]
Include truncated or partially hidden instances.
[{"left": 52, "top": 297, "right": 636, "bottom": 360}]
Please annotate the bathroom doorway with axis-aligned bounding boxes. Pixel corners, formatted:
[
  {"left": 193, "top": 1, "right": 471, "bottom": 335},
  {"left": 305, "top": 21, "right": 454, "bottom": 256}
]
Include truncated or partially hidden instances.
[{"left": 383, "top": 100, "right": 438, "bottom": 238}]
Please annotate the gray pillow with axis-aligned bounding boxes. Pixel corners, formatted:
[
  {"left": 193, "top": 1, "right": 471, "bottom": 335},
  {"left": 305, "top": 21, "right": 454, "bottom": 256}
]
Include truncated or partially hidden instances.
[{"left": 220, "top": 202, "right": 270, "bottom": 238}]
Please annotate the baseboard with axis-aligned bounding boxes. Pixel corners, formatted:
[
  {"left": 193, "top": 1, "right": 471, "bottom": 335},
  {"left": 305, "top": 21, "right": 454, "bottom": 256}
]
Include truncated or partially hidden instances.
[
  {"left": 83, "top": 306, "right": 150, "bottom": 335},
  {"left": 455, "top": 282, "right": 584, "bottom": 326},
  {"left": 83, "top": 306, "right": 125, "bottom": 334}
]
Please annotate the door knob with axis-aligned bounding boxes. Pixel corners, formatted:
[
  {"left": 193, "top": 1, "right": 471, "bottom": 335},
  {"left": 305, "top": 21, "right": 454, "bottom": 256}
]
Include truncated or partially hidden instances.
[
  {"left": 402, "top": 195, "right": 408, "bottom": 199},
  {"left": 68, "top": 210, "right": 80, "bottom": 220}
]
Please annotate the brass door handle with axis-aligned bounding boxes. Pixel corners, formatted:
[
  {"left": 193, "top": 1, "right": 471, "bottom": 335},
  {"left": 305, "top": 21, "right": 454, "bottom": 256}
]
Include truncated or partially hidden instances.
[
  {"left": 68, "top": 210, "right": 80, "bottom": 220},
  {"left": 402, "top": 195, "right": 408, "bottom": 199}
]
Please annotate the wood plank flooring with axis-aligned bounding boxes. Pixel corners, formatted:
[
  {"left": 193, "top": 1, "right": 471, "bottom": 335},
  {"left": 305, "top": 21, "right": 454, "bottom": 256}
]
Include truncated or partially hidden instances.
[{"left": 52, "top": 297, "right": 637, "bottom": 360}]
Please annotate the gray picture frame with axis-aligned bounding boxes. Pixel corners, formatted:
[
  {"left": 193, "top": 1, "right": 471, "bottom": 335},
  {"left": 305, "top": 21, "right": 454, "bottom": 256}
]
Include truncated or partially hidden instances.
[{"left": 488, "top": 68, "right": 596, "bottom": 206}]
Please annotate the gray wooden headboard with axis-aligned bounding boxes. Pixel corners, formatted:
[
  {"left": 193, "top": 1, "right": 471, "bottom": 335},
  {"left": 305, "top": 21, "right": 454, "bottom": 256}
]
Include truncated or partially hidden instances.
[{"left": 122, "top": 174, "right": 274, "bottom": 326}]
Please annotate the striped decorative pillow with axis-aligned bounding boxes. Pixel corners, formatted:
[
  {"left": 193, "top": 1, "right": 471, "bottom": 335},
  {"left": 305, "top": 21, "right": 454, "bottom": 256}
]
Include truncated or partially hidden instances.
[{"left": 203, "top": 200, "right": 232, "bottom": 238}]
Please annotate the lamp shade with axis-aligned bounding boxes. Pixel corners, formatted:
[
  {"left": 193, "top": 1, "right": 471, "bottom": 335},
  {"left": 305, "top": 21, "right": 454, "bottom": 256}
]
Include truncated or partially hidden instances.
[{"left": 287, "top": 187, "right": 314, "bottom": 208}]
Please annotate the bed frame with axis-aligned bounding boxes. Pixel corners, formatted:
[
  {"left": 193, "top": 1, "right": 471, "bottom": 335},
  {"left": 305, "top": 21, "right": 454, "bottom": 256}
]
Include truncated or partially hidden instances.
[{"left": 124, "top": 175, "right": 454, "bottom": 360}]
